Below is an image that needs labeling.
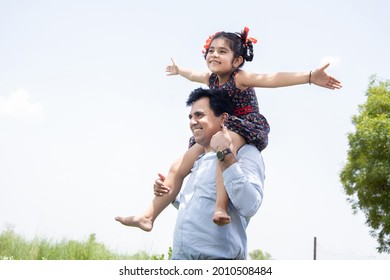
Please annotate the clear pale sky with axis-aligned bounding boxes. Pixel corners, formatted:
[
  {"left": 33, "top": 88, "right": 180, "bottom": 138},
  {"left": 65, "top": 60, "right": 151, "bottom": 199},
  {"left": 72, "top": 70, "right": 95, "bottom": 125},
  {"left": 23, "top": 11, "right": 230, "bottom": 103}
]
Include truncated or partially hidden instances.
[{"left": 1, "top": 0, "right": 390, "bottom": 259}]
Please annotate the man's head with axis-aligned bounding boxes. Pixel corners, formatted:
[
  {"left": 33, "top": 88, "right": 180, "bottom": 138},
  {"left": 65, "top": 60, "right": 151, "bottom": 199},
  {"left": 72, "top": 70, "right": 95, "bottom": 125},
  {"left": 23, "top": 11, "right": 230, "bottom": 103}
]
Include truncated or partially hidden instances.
[{"left": 186, "top": 88, "right": 234, "bottom": 150}]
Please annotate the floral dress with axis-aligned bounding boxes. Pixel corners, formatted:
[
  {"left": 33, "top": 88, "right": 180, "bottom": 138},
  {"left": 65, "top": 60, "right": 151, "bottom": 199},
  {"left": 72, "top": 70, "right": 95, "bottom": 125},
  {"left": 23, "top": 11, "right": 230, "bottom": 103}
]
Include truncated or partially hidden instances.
[{"left": 190, "top": 69, "right": 270, "bottom": 152}]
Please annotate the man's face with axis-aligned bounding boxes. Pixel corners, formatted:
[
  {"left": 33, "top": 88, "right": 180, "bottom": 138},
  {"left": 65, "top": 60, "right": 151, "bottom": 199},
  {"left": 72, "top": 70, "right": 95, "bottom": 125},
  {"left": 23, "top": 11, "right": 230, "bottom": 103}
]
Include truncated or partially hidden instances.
[{"left": 189, "top": 97, "right": 222, "bottom": 149}]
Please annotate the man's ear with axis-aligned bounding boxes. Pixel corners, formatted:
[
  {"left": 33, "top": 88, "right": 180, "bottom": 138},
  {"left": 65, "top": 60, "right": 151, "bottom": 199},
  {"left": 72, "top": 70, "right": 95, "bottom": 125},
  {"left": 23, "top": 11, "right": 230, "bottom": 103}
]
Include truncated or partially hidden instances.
[
  {"left": 220, "top": 112, "right": 229, "bottom": 127},
  {"left": 233, "top": 56, "right": 244, "bottom": 68}
]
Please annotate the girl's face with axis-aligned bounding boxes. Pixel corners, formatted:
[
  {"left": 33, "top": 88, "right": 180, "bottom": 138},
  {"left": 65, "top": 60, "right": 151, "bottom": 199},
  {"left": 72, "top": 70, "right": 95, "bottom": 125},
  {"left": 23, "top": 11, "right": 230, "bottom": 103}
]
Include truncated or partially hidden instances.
[{"left": 206, "top": 38, "right": 240, "bottom": 75}]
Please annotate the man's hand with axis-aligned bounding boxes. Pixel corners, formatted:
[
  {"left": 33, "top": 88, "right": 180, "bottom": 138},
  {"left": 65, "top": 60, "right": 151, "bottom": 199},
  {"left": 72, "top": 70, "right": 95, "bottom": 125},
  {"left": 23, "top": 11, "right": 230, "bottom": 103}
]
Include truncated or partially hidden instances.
[
  {"left": 210, "top": 125, "right": 232, "bottom": 152},
  {"left": 153, "top": 173, "right": 170, "bottom": 196}
]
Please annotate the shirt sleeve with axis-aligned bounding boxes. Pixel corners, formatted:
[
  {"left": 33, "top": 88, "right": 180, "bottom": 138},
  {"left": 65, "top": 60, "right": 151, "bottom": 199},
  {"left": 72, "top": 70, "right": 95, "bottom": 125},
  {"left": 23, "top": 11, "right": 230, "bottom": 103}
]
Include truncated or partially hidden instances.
[
  {"left": 223, "top": 145, "right": 265, "bottom": 218},
  {"left": 172, "top": 197, "right": 180, "bottom": 210}
]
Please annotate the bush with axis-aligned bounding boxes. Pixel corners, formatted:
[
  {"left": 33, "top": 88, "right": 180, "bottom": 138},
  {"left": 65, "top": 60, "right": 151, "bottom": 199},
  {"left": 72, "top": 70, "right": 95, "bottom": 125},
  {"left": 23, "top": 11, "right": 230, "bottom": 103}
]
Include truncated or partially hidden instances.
[{"left": 0, "top": 228, "right": 168, "bottom": 260}]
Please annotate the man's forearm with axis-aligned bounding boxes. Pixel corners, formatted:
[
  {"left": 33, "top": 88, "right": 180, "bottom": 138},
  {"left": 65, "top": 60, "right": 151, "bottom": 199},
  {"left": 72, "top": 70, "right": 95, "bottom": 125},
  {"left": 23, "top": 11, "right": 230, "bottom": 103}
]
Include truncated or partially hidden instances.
[
  {"left": 222, "top": 162, "right": 264, "bottom": 218},
  {"left": 218, "top": 152, "right": 236, "bottom": 171}
]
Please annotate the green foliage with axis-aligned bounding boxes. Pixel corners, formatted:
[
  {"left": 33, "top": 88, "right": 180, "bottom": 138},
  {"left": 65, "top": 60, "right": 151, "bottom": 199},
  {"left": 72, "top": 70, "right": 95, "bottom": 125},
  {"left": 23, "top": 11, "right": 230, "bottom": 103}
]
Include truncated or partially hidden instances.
[
  {"left": 249, "top": 249, "right": 272, "bottom": 260},
  {"left": 1, "top": 228, "right": 263, "bottom": 260},
  {"left": 0, "top": 228, "right": 170, "bottom": 260},
  {"left": 340, "top": 76, "right": 390, "bottom": 253}
]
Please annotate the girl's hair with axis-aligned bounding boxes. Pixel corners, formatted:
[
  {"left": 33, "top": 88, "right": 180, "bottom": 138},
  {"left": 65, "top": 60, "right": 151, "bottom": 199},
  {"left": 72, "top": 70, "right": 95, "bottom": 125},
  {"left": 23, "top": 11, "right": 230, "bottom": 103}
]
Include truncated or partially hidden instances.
[{"left": 203, "top": 28, "right": 255, "bottom": 68}]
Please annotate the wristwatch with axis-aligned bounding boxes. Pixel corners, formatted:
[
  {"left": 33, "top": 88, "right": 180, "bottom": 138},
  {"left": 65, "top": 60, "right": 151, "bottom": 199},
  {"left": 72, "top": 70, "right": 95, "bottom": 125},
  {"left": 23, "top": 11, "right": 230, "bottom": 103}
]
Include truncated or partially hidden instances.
[{"left": 216, "top": 148, "right": 232, "bottom": 161}]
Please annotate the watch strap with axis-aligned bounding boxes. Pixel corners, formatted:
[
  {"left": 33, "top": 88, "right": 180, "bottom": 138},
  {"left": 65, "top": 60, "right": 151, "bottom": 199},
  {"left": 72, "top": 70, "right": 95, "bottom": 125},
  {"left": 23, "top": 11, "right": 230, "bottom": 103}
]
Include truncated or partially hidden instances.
[{"left": 217, "top": 148, "right": 232, "bottom": 161}]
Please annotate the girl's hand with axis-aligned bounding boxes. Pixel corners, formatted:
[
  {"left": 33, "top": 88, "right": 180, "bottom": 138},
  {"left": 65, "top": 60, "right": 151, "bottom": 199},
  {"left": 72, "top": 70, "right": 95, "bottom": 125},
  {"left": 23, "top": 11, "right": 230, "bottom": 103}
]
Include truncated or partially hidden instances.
[
  {"left": 166, "top": 58, "right": 179, "bottom": 76},
  {"left": 311, "top": 63, "right": 342, "bottom": 90}
]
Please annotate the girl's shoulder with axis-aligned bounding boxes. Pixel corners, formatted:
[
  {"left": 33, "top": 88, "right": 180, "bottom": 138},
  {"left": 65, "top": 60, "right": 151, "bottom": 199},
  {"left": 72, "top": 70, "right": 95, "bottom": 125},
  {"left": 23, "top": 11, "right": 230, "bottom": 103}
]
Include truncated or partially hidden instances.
[
  {"left": 233, "top": 68, "right": 249, "bottom": 78},
  {"left": 233, "top": 69, "right": 251, "bottom": 90},
  {"left": 209, "top": 72, "right": 218, "bottom": 84}
]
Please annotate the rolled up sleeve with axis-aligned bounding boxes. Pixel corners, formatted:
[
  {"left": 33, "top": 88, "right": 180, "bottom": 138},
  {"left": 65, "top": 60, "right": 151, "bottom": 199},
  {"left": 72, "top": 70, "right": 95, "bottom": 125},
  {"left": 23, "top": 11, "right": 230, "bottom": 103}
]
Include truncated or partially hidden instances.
[{"left": 223, "top": 146, "right": 265, "bottom": 218}]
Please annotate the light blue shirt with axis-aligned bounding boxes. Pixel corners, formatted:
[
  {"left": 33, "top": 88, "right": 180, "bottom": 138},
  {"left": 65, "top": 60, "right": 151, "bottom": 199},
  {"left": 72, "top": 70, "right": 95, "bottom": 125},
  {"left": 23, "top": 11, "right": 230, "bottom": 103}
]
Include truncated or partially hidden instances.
[{"left": 172, "top": 144, "right": 265, "bottom": 260}]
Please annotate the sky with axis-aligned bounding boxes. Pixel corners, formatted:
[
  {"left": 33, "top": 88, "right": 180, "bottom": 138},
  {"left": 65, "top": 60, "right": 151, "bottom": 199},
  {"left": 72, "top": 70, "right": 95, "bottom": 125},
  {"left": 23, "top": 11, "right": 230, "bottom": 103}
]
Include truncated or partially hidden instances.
[{"left": 1, "top": 0, "right": 390, "bottom": 260}]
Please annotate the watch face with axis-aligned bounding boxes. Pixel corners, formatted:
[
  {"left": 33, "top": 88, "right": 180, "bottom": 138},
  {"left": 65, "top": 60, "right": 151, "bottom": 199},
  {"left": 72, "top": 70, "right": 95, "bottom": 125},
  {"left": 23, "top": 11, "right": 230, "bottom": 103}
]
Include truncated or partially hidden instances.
[{"left": 217, "top": 151, "right": 224, "bottom": 161}]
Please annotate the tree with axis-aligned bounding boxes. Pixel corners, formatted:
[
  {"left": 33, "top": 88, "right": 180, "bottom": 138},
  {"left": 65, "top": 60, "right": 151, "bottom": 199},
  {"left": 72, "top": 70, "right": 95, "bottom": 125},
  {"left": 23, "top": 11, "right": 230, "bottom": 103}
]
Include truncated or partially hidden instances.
[
  {"left": 249, "top": 249, "right": 272, "bottom": 260},
  {"left": 340, "top": 76, "right": 390, "bottom": 253}
]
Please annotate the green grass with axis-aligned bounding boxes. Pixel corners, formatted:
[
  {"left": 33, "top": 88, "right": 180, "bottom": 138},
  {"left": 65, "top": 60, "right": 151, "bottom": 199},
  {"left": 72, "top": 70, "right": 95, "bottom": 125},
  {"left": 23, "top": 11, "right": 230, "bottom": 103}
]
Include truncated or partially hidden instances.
[{"left": 0, "top": 228, "right": 168, "bottom": 260}]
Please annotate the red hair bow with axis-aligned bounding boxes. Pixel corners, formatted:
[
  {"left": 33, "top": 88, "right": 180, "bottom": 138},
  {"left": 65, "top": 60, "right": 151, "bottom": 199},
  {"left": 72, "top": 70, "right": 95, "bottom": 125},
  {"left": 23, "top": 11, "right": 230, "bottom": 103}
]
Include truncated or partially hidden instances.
[
  {"left": 202, "top": 32, "right": 220, "bottom": 54},
  {"left": 243, "top": 26, "right": 258, "bottom": 45},
  {"left": 201, "top": 27, "right": 258, "bottom": 54}
]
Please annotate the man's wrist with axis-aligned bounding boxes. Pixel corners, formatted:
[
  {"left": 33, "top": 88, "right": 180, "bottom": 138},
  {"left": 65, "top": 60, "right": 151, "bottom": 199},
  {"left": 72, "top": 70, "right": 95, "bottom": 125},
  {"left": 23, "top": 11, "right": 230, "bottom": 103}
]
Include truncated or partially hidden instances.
[
  {"left": 216, "top": 148, "right": 232, "bottom": 161},
  {"left": 217, "top": 149, "right": 236, "bottom": 171}
]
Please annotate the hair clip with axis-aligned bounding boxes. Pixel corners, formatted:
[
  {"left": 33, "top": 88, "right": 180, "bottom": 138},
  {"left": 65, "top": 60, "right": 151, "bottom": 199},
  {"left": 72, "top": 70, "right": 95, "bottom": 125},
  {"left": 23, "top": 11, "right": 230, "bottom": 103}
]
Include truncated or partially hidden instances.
[
  {"left": 202, "top": 32, "right": 220, "bottom": 54},
  {"left": 243, "top": 26, "right": 258, "bottom": 46}
]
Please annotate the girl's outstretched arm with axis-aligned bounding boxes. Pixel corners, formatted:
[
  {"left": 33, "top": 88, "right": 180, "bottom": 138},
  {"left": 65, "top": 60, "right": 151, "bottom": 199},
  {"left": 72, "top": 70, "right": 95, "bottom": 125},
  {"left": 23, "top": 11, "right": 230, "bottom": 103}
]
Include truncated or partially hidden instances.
[
  {"left": 236, "top": 63, "right": 342, "bottom": 90},
  {"left": 166, "top": 58, "right": 211, "bottom": 85}
]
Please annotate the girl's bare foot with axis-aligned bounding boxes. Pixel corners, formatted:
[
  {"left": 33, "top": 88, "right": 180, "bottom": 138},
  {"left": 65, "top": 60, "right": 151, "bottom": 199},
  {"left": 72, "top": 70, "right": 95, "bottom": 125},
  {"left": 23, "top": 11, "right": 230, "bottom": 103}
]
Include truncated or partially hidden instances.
[
  {"left": 115, "top": 215, "right": 153, "bottom": 232},
  {"left": 212, "top": 210, "right": 231, "bottom": 226}
]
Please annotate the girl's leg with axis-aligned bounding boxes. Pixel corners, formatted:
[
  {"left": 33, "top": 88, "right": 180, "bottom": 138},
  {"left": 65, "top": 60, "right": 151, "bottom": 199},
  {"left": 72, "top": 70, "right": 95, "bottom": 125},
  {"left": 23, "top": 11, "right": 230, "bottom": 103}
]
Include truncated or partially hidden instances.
[
  {"left": 212, "top": 131, "right": 246, "bottom": 226},
  {"left": 213, "top": 163, "right": 230, "bottom": 225},
  {"left": 115, "top": 143, "right": 204, "bottom": 231}
]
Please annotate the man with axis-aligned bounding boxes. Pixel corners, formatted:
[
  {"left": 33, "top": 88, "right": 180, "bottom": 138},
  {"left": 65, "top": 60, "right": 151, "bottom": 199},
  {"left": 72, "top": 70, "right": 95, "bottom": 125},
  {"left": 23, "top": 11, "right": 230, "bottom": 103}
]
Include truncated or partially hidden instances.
[{"left": 156, "top": 88, "right": 265, "bottom": 260}]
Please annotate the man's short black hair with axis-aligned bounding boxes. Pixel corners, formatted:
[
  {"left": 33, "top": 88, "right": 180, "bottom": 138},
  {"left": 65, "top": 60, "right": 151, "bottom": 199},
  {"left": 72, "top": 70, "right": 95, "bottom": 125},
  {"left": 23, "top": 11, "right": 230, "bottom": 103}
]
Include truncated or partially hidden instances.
[{"left": 186, "top": 87, "right": 234, "bottom": 116}]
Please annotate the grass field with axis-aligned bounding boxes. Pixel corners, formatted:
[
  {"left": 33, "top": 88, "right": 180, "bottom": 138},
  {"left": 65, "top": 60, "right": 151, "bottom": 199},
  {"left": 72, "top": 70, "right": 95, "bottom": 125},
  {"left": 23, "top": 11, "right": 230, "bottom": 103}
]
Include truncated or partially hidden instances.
[{"left": 0, "top": 228, "right": 168, "bottom": 260}]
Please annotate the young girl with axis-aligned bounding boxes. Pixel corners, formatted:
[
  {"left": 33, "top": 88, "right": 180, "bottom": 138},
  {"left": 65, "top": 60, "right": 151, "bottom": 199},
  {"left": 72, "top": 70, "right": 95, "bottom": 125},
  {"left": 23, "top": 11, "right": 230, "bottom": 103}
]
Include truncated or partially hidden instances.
[{"left": 115, "top": 27, "right": 342, "bottom": 230}]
